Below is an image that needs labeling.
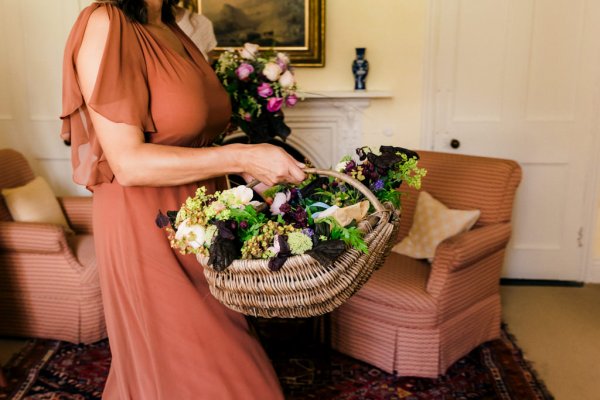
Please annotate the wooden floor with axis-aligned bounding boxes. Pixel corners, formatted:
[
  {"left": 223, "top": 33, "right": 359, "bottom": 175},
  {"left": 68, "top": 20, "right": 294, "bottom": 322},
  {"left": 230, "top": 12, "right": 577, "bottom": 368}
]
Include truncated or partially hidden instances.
[{"left": 2, "top": 284, "right": 599, "bottom": 399}]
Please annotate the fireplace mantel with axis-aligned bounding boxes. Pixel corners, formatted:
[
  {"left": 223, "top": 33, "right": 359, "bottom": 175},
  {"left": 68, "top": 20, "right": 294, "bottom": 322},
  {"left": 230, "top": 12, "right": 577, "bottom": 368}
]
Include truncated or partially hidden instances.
[{"left": 283, "top": 90, "right": 393, "bottom": 167}]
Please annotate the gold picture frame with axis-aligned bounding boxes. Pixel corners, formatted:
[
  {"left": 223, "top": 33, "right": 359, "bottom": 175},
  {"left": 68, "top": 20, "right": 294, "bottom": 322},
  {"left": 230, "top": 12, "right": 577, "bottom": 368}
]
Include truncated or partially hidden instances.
[{"left": 183, "top": 0, "right": 325, "bottom": 67}]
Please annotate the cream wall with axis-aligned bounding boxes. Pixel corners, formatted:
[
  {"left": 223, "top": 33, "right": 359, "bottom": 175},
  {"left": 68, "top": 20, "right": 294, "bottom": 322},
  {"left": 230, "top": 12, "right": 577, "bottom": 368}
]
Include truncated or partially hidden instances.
[
  {"left": 596, "top": 196, "right": 600, "bottom": 258},
  {"left": 1, "top": 0, "right": 599, "bottom": 273},
  {"left": 295, "top": 0, "right": 429, "bottom": 150}
]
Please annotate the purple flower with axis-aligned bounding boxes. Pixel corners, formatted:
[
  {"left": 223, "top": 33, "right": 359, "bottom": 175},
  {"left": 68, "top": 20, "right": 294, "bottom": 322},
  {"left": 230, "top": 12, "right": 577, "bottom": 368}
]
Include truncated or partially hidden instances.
[
  {"left": 285, "top": 94, "right": 298, "bottom": 107},
  {"left": 257, "top": 82, "right": 273, "bottom": 98},
  {"left": 279, "top": 203, "right": 292, "bottom": 214},
  {"left": 239, "top": 221, "right": 249, "bottom": 229},
  {"left": 302, "top": 228, "right": 315, "bottom": 238},
  {"left": 276, "top": 59, "right": 287, "bottom": 72},
  {"left": 235, "top": 63, "right": 254, "bottom": 81},
  {"left": 291, "top": 207, "right": 308, "bottom": 228},
  {"left": 266, "top": 97, "right": 284, "bottom": 113},
  {"left": 344, "top": 160, "right": 356, "bottom": 173},
  {"left": 372, "top": 179, "right": 385, "bottom": 191}
]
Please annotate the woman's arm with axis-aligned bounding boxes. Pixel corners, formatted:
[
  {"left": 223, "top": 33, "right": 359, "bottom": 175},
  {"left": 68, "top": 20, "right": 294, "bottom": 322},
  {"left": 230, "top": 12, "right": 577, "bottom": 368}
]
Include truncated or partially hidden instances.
[{"left": 76, "top": 7, "right": 305, "bottom": 188}]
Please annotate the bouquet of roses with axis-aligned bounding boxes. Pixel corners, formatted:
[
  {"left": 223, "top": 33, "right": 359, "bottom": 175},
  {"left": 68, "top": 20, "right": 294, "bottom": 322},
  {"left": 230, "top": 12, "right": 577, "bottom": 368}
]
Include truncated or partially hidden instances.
[
  {"left": 214, "top": 43, "right": 299, "bottom": 143},
  {"left": 156, "top": 146, "right": 427, "bottom": 272}
]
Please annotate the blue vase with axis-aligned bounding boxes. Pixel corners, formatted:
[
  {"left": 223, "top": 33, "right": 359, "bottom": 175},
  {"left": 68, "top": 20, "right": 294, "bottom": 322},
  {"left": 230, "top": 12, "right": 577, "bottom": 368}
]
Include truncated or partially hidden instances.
[{"left": 352, "top": 48, "right": 369, "bottom": 91}]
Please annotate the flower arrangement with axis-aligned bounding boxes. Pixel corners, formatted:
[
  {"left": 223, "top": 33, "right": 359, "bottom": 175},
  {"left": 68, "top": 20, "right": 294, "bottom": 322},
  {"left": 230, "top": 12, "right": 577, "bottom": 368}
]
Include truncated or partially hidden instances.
[
  {"left": 156, "top": 146, "right": 427, "bottom": 272},
  {"left": 214, "top": 43, "right": 299, "bottom": 143}
]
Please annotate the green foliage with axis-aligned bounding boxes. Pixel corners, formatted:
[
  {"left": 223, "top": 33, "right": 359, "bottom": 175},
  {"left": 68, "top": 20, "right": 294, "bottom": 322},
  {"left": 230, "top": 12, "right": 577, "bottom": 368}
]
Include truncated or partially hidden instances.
[{"left": 320, "top": 217, "right": 368, "bottom": 254}]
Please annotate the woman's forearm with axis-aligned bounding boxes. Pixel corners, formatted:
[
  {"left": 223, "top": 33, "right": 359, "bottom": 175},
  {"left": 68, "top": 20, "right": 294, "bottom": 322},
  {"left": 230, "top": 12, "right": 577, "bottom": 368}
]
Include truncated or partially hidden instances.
[{"left": 115, "top": 142, "right": 245, "bottom": 187}]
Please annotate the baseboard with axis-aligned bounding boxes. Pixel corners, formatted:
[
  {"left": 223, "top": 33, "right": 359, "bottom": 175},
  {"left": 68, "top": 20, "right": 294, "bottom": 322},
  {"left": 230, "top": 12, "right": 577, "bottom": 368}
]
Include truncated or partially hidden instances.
[
  {"left": 500, "top": 278, "right": 584, "bottom": 287},
  {"left": 586, "top": 259, "right": 600, "bottom": 284}
]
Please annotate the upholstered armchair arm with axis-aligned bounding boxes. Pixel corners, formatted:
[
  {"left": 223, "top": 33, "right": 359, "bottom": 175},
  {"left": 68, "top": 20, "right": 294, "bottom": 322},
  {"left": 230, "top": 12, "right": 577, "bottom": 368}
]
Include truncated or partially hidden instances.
[
  {"left": 426, "top": 223, "right": 512, "bottom": 301},
  {"left": 0, "top": 221, "right": 70, "bottom": 253},
  {"left": 58, "top": 196, "right": 93, "bottom": 234},
  {"left": 433, "top": 223, "right": 511, "bottom": 273}
]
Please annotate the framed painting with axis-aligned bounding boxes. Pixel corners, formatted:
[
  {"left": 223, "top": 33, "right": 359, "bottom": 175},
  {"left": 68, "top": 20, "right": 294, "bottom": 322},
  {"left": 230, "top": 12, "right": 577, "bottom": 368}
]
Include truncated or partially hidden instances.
[{"left": 180, "top": 0, "right": 326, "bottom": 67}]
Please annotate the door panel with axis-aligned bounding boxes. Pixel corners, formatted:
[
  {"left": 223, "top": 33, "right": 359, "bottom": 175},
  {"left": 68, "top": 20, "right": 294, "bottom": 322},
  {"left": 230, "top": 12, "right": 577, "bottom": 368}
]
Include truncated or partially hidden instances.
[{"left": 432, "top": 0, "right": 600, "bottom": 280}]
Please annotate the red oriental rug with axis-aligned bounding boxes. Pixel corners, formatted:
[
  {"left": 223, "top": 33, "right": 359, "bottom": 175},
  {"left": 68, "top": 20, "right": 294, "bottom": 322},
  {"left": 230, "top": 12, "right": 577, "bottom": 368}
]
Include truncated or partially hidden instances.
[{"left": 0, "top": 326, "right": 553, "bottom": 400}]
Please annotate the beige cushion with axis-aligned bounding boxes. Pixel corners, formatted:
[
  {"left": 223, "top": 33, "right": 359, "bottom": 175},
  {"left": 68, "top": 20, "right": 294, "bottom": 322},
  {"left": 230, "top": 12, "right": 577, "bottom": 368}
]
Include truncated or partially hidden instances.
[
  {"left": 1, "top": 176, "right": 74, "bottom": 234},
  {"left": 393, "top": 191, "right": 479, "bottom": 260}
]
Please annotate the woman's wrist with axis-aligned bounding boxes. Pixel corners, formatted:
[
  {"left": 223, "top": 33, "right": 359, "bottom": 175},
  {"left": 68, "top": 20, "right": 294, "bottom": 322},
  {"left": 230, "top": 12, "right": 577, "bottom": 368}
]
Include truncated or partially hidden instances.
[{"left": 220, "top": 143, "right": 249, "bottom": 175}]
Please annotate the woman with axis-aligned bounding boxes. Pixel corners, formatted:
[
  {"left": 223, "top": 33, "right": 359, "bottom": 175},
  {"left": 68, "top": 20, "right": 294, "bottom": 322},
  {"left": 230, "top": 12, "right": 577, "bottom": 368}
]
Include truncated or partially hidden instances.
[{"left": 61, "top": 0, "right": 304, "bottom": 398}]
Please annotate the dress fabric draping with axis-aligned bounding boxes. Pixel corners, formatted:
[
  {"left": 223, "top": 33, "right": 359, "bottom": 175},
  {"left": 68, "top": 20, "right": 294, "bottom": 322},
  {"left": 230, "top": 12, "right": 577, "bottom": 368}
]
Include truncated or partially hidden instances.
[{"left": 60, "top": 4, "right": 284, "bottom": 399}]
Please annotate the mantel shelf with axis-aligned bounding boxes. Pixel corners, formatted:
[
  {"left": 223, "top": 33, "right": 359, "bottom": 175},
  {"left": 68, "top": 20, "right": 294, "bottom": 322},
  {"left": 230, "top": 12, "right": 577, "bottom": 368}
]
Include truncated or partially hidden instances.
[{"left": 297, "top": 90, "right": 393, "bottom": 99}]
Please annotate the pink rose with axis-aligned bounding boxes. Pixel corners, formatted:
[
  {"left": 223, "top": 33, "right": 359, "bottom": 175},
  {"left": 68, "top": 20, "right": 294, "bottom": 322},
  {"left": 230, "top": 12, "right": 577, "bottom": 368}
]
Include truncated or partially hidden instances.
[
  {"left": 243, "top": 113, "right": 252, "bottom": 121},
  {"left": 266, "top": 97, "right": 284, "bottom": 113},
  {"left": 286, "top": 94, "right": 298, "bottom": 107},
  {"left": 257, "top": 82, "right": 273, "bottom": 98},
  {"left": 235, "top": 63, "right": 254, "bottom": 81}
]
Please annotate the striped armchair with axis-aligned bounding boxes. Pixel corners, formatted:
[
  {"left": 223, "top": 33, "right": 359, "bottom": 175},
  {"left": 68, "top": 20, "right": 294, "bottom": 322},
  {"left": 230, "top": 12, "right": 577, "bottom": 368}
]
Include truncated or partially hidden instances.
[
  {"left": 0, "top": 149, "right": 106, "bottom": 344},
  {"left": 331, "top": 151, "right": 522, "bottom": 378}
]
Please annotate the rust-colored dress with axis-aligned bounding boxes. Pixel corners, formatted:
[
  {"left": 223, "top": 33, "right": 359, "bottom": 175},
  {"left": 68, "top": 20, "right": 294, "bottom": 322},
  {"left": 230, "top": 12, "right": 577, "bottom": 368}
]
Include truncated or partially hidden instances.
[{"left": 60, "top": 4, "right": 283, "bottom": 399}]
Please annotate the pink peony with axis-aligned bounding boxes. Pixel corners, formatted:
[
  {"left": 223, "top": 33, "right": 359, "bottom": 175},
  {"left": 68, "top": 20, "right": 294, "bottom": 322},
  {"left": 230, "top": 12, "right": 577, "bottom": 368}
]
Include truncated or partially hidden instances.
[
  {"left": 266, "top": 97, "right": 284, "bottom": 113},
  {"left": 285, "top": 94, "right": 298, "bottom": 107},
  {"left": 257, "top": 82, "right": 274, "bottom": 98},
  {"left": 235, "top": 63, "right": 254, "bottom": 81}
]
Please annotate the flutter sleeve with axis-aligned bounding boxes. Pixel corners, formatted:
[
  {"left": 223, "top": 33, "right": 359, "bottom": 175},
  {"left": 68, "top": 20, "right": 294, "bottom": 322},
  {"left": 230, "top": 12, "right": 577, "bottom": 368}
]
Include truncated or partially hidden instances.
[{"left": 60, "top": 3, "right": 155, "bottom": 191}]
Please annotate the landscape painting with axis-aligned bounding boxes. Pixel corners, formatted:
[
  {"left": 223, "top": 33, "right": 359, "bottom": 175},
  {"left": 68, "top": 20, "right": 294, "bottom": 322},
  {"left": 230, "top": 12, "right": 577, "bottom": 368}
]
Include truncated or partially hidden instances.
[{"left": 198, "top": 0, "right": 325, "bottom": 67}]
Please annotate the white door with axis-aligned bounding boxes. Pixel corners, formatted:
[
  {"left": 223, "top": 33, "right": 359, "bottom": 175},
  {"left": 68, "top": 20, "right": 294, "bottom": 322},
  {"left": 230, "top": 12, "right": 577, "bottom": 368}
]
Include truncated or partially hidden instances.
[{"left": 430, "top": 0, "right": 600, "bottom": 280}]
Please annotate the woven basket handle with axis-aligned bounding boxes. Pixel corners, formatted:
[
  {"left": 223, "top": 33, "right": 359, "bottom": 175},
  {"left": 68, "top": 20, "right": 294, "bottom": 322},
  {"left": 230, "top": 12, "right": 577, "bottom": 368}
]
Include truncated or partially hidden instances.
[{"left": 247, "top": 168, "right": 386, "bottom": 213}]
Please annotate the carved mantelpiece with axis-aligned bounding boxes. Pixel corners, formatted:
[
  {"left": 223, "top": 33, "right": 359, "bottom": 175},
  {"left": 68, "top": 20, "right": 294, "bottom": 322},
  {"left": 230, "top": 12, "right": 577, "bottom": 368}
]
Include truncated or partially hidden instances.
[{"left": 282, "top": 91, "right": 392, "bottom": 167}]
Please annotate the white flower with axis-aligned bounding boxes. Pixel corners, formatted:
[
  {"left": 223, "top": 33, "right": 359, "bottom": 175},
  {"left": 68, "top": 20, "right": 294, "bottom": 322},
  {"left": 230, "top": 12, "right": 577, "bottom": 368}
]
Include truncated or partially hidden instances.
[
  {"left": 278, "top": 70, "right": 295, "bottom": 89},
  {"left": 313, "top": 205, "right": 340, "bottom": 221},
  {"left": 270, "top": 191, "right": 291, "bottom": 215},
  {"left": 239, "top": 43, "right": 259, "bottom": 59},
  {"left": 335, "top": 160, "right": 350, "bottom": 172},
  {"left": 230, "top": 185, "right": 254, "bottom": 205},
  {"left": 263, "top": 62, "right": 283, "bottom": 82},
  {"left": 276, "top": 52, "right": 290, "bottom": 65},
  {"left": 175, "top": 219, "right": 207, "bottom": 249},
  {"left": 219, "top": 185, "right": 254, "bottom": 208}
]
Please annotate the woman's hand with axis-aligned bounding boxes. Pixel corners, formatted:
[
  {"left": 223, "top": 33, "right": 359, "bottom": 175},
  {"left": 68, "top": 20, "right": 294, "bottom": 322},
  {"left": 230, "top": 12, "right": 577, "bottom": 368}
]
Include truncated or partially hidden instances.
[{"left": 240, "top": 144, "right": 305, "bottom": 187}]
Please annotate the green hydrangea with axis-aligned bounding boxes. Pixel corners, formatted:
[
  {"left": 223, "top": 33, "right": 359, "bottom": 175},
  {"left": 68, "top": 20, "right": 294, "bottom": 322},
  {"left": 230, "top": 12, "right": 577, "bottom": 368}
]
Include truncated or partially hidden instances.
[{"left": 287, "top": 232, "right": 313, "bottom": 255}]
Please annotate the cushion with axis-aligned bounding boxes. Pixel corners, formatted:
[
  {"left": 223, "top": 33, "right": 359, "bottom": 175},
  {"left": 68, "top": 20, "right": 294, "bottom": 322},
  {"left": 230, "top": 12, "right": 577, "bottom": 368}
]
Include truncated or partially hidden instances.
[
  {"left": 392, "top": 191, "right": 479, "bottom": 260},
  {"left": 1, "top": 176, "right": 74, "bottom": 234}
]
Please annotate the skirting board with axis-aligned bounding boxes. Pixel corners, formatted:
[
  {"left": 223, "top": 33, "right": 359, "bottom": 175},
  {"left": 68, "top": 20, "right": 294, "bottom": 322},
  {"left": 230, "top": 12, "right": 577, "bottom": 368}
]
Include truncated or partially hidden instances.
[
  {"left": 500, "top": 279, "right": 584, "bottom": 287},
  {"left": 587, "top": 259, "right": 600, "bottom": 284}
]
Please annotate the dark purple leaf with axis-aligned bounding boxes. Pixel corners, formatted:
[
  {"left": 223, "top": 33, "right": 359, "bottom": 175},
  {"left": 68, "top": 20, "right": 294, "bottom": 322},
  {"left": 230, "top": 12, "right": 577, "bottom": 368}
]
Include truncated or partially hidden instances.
[
  {"left": 208, "top": 236, "right": 240, "bottom": 272},
  {"left": 155, "top": 210, "right": 170, "bottom": 229},
  {"left": 268, "top": 235, "right": 292, "bottom": 272},
  {"left": 300, "top": 177, "right": 329, "bottom": 198},
  {"left": 306, "top": 240, "right": 346, "bottom": 267}
]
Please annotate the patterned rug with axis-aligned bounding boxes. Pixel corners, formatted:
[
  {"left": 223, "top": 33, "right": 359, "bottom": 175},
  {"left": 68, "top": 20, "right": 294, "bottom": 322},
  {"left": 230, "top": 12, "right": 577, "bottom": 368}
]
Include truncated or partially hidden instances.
[{"left": 0, "top": 326, "right": 553, "bottom": 400}]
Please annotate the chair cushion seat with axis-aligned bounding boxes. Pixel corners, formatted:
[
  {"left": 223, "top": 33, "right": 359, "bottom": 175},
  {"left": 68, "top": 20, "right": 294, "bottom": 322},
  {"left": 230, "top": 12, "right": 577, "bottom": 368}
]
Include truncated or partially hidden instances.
[
  {"left": 342, "top": 253, "right": 438, "bottom": 328},
  {"left": 68, "top": 234, "right": 96, "bottom": 270}
]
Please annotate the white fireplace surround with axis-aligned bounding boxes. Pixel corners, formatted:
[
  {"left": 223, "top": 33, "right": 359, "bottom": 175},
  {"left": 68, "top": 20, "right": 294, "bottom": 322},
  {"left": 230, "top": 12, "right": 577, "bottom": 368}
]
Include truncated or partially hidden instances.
[{"left": 240, "top": 90, "right": 392, "bottom": 168}]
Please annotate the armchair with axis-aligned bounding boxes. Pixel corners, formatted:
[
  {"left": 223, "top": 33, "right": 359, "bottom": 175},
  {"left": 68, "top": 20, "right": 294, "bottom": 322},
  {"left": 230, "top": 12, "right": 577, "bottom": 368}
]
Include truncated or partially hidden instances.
[
  {"left": 0, "top": 149, "right": 106, "bottom": 344},
  {"left": 331, "top": 151, "right": 522, "bottom": 378}
]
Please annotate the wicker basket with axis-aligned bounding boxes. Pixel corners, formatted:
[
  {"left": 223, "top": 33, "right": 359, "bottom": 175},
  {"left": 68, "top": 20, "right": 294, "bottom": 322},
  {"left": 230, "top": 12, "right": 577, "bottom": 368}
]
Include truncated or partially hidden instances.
[{"left": 198, "top": 168, "right": 400, "bottom": 318}]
